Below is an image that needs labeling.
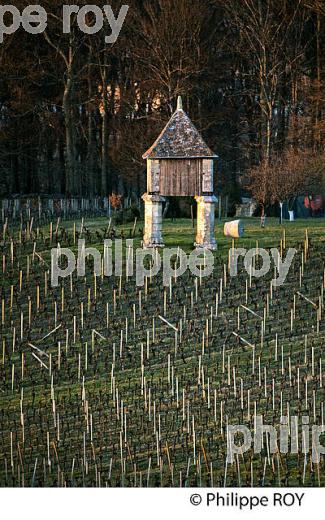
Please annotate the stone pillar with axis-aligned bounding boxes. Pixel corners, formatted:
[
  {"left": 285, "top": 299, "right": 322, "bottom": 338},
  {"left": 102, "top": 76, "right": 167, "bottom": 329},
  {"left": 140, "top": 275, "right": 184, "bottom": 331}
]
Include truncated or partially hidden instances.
[
  {"left": 195, "top": 195, "right": 218, "bottom": 250},
  {"left": 142, "top": 193, "right": 165, "bottom": 248}
]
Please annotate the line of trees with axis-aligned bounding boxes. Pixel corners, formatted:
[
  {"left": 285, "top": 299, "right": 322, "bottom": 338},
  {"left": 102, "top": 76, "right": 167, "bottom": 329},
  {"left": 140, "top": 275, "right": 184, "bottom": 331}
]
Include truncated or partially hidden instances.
[{"left": 0, "top": 0, "right": 324, "bottom": 200}]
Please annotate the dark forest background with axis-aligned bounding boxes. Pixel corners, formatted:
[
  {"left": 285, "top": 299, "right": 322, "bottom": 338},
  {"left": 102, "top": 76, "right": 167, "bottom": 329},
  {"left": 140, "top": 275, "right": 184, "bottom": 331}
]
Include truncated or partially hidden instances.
[{"left": 0, "top": 0, "right": 324, "bottom": 199}]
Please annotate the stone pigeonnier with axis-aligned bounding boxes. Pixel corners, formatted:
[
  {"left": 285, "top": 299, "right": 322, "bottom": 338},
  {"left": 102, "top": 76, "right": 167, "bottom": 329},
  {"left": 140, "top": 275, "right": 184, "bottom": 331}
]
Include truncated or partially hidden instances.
[{"left": 142, "top": 97, "right": 218, "bottom": 249}]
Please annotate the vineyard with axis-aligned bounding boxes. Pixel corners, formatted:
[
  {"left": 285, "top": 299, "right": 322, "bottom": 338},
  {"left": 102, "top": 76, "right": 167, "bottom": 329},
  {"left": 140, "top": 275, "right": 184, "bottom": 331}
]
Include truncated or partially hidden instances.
[{"left": 0, "top": 217, "right": 324, "bottom": 487}]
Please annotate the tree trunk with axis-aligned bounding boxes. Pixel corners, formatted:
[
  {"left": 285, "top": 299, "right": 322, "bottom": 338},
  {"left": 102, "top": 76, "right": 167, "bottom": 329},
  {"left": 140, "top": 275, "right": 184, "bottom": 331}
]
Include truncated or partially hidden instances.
[
  {"left": 101, "top": 66, "right": 109, "bottom": 196},
  {"left": 279, "top": 202, "right": 283, "bottom": 224},
  {"left": 63, "top": 72, "right": 76, "bottom": 195},
  {"left": 87, "top": 63, "right": 96, "bottom": 196},
  {"left": 314, "top": 13, "right": 321, "bottom": 150}
]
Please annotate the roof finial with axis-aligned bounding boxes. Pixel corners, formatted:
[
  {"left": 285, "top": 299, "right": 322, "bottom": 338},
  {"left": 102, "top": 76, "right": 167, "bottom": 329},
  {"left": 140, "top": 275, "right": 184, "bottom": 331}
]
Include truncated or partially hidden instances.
[{"left": 177, "top": 96, "right": 183, "bottom": 110}]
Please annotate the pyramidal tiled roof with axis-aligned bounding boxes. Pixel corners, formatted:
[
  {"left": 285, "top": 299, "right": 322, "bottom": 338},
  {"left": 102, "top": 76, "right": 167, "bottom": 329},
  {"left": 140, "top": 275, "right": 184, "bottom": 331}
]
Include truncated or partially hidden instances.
[{"left": 143, "top": 98, "right": 218, "bottom": 160}]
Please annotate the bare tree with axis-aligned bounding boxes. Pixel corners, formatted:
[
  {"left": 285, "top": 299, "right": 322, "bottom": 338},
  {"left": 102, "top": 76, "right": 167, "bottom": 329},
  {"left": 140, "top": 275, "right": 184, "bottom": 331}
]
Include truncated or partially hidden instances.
[
  {"left": 245, "top": 160, "right": 272, "bottom": 221},
  {"left": 270, "top": 149, "right": 313, "bottom": 221},
  {"left": 219, "top": 0, "right": 310, "bottom": 162},
  {"left": 247, "top": 147, "right": 324, "bottom": 223},
  {"left": 42, "top": 1, "right": 87, "bottom": 195},
  {"left": 131, "top": 0, "right": 214, "bottom": 114}
]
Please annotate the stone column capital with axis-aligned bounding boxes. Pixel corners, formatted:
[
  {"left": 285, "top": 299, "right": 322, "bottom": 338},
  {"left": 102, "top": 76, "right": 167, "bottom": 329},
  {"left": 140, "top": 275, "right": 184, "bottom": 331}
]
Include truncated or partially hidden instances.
[
  {"left": 142, "top": 193, "right": 166, "bottom": 203},
  {"left": 195, "top": 195, "right": 218, "bottom": 204}
]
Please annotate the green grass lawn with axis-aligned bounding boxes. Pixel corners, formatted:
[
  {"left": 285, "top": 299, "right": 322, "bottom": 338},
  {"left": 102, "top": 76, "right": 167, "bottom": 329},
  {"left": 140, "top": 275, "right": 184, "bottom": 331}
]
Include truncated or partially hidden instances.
[
  {"left": 57, "top": 216, "right": 325, "bottom": 254},
  {"left": 163, "top": 217, "right": 325, "bottom": 252}
]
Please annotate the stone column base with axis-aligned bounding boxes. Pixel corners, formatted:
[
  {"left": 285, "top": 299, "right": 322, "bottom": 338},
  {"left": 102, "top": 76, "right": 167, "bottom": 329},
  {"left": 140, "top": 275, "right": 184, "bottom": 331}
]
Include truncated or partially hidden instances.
[
  {"left": 142, "top": 193, "right": 166, "bottom": 248},
  {"left": 195, "top": 195, "right": 218, "bottom": 250}
]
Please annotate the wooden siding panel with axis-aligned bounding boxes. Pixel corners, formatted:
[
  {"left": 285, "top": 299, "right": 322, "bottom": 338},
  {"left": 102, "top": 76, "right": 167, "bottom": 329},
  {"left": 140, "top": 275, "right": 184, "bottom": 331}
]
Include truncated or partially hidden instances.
[
  {"left": 159, "top": 159, "right": 204, "bottom": 197},
  {"left": 202, "top": 159, "right": 214, "bottom": 193}
]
